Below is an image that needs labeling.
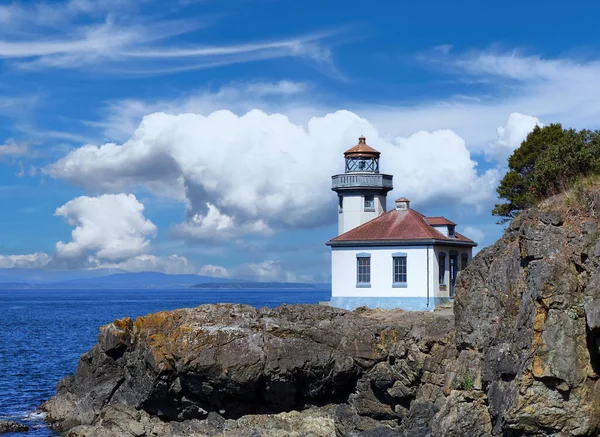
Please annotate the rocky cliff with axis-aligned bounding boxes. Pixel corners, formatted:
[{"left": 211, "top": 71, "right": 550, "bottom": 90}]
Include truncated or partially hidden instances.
[
  {"left": 43, "top": 188, "right": 600, "bottom": 436},
  {"left": 448, "top": 188, "right": 600, "bottom": 436},
  {"left": 43, "top": 304, "right": 458, "bottom": 436}
]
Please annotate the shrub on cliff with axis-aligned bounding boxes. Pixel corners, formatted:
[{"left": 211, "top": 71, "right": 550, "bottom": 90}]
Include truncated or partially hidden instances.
[{"left": 493, "top": 124, "right": 600, "bottom": 221}]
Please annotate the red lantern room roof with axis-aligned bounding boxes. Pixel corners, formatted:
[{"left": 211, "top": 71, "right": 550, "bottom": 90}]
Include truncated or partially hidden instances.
[{"left": 344, "top": 136, "right": 380, "bottom": 158}]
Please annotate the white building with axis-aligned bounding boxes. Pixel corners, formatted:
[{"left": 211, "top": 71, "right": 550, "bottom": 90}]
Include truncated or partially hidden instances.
[{"left": 326, "top": 136, "right": 477, "bottom": 311}]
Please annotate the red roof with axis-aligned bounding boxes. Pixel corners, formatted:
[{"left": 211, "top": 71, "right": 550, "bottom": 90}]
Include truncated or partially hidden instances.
[
  {"left": 328, "top": 207, "right": 475, "bottom": 246},
  {"left": 425, "top": 216, "right": 456, "bottom": 226},
  {"left": 344, "top": 136, "right": 380, "bottom": 157}
]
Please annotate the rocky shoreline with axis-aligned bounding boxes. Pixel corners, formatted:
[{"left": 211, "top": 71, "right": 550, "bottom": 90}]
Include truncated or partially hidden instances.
[
  {"left": 0, "top": 420, "right": 29, "bottom": 434},
  {"left": 43, "top": 189, "right": 600, "bottom": 436}
]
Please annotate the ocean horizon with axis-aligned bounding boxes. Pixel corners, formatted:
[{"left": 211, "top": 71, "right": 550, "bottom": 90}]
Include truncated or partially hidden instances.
[{"left": 0, "top": 288, "right": 331, "bottom": 436}]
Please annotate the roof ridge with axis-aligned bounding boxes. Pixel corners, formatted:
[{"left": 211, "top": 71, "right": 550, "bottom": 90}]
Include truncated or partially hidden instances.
[{"left": 409, "top": 209, "right": 443, "bottom": 239}]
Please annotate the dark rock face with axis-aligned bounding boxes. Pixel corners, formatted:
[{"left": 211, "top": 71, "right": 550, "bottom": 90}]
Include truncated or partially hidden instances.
[
  {"left": 0, "top": 420, "right": 29, "bottom": 433},
  {"left": 43, "top": 304, "right": 455, "bottom": 436},
  {"left": 450, "top": 199, "right": 600, "bottom": 436}
]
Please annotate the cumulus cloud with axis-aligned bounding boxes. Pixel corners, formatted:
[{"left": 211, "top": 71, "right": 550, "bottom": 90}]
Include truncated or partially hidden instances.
[
  {"left": 102, "top": 254, "right": 197, "bottom": 274},
  {"left": 0, "top": 252, "right": 51, "bottom": 268},
  {"left": 172, "top": 203, "right": 273, "bottom": 241},
  {"left": 232, "top": 260, "right": 313, "bottom": 283},
  {"left": 486, "top": 113, "right": 542, "bottom": 165},
  {"left": 198, "top": 264, "right": 231, "bottom": 278},
  {"left": 54, "top": 193, "right": 157, "bottom": 262},
  {"left": 46, "top": 109, "right": 498, "bottom": 241}
]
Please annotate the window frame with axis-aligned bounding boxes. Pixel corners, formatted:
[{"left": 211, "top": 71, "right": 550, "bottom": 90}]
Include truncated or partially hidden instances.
[
  {"left": 356, "top": 253, "right": 371, "bottom": 288},
  {"left": 364, "top": 195, "right": 375, "bottom": 212},
  {"left": 439, "top": 252, "right": 446, "bottom": 285},
  {"left": 392, "top": 252, "right": 407, "bottom": 288}
]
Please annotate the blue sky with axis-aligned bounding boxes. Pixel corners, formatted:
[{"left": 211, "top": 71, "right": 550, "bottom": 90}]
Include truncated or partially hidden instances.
[{"left": 1, "top": 0, "right": 600, "bottom": 282}]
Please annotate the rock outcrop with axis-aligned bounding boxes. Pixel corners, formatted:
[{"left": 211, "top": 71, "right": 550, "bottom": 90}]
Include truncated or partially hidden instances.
[
  {"left": 0, "top": 420, "right": 29, "bottom": 434},
  {"left": 43, "top": 305, "right": 456, "bottom": 436},
  {"left": 44, "top": 187, "right": 600, "bottom": 436},
  {"left": 445, "top": 190, "right": 600, "bottom": 436}
]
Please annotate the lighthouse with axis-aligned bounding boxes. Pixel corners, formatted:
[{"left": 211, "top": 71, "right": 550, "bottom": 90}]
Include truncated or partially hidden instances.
[
  {"left": 331, "top": 136, "right": 394, "bottom": 234},
  {"left": 327, "top": 135, "right": 478, "bottom": 311}
]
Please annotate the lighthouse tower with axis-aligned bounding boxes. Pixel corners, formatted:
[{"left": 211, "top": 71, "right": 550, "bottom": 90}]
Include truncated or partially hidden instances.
[{"left": 332, "top": 136, "right": 393, "bottom": 234}]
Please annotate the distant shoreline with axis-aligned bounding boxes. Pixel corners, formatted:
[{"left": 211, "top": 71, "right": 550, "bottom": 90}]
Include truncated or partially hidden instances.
[{"left": 190, "top": 282, "right": 320, "bottom": 290}]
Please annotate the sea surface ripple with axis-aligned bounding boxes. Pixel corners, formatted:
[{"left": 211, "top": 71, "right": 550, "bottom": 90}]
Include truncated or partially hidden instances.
[{"left": 0, "top": 288, "right": 331, "bottom": 436}]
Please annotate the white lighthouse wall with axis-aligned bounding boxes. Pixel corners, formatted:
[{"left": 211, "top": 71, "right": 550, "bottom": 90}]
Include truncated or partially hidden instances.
[
  {"left": 330, "top": 245, "right": 438, "bottom": 311},
  {"left": 338, "top": 193, "right": 386, "bottom": 234},
  {"left": 330, "top": 245, "right": 474, "bottom": 311}
]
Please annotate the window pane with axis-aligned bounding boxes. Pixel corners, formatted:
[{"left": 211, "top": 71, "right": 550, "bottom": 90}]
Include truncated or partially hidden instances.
[
  {"left": 357, "top": 257, "right": 370, "bottom": 283},
  {"left": 393, "top": 256, "right": 407, "bottom": 283},
  {"left": 439, "top": 254, "right": 446, "bottom": 284}
]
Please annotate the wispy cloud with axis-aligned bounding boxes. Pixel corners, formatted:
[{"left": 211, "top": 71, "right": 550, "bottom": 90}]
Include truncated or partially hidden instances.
[
  {"left": 0, "top": 1, "right": 342, "bottom": 75},
  {"left": 0, "top": 139, "right": 30, "bottom": 159}
]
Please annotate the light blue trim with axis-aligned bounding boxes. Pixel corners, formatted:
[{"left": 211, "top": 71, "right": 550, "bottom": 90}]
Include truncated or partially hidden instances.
[
  {"left": 356, "top": 253, "right": 371, "bottom": 258},
  {"left": 392, "top": 282, "right": 407, "bottom": 288},
  {"left": 356, "top": 283, "right": 371, "bottom": 288},
  {"left": 330, "top": 297, "right": 451, "bottom": 311},
  {"left": 392, "top": 252, "right": 407, "bottom": 257}
]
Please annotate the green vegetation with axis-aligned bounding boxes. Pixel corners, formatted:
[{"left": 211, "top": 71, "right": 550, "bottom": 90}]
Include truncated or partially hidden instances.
[
  {"left": 493, "top": 124, "right": 600, "bottom": 222},
  {"left": 459, "top": 371, "right": 475, "bottom": 390}
]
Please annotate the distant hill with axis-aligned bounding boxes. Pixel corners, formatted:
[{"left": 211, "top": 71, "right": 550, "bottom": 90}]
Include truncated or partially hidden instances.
[
  {"left": 0, "top": 268, "right": 125, "bottom": 284},
  {"left": 191, "top": 281, "right": 319, "bottom": 289},
  {"left": 0, "top": 270, "right": 329, "bottom": 290},
  {"left": 43, "top": 272, "right": 238, "bottom": 289}
]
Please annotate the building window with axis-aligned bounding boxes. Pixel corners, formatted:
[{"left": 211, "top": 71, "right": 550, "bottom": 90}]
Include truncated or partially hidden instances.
[
  {"left": 461, "top": 254, "right": 468, "bottom": 270},
  {"left": 338, "top": 196, "right": 343, "bottom": 213},
  {"left": 439, "top": 252, "right": 446, "bottom": 284},
  {"left": 392, "top": 254, "right": 407, "bottom": 287},
  {"left": 448, "top": 225, "right": 455, "bottom": 238},
  {"left": 364, "top": 195, "right": 375, "bottom": 211},
  {"left": 356, "top": 255, "right": 371, "bottom": 286}
]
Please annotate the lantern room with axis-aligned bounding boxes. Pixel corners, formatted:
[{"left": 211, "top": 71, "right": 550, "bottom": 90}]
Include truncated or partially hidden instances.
[{"left": 344, "top": 135, "right": 380, "bottom": 173}]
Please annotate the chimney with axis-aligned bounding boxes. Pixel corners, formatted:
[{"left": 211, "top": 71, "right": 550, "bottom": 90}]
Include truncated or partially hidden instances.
[{"left": 395, "top": 197, "right": 410, "bottom": 211}]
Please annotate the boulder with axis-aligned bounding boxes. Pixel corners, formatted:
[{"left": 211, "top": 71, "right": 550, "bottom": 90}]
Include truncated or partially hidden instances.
[{"left": 0, "top": 420, "right": 29, "bottom": 434}]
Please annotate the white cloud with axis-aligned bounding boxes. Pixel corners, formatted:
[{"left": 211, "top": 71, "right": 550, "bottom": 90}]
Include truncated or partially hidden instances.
[
  {"left": 198, "top": 264, "right": 230, "bottom": 278},
  {"left": 0, "top": 0, "right": 341, "bottom": 74},
  {"left": 245, "top": 80, "right": 308, "bottom": 96},
  {"left": 54, "top": 193, "right": 157, "bottom": 262},
  {"left": 0, "top": 139, "right": 29, "bottom": 158},
  {"left": 172, "top": 203, "right": 273, "bottom": 241},
  {"left": 0, "top": 252, "right": 51, "bottom": 268},
  {"left": 46, "top": 109, "right": 498, "bottom": 242},
  {"left": 487, "top": 113, "right": 542, "bottom": 165},
  {"left": 102, "top": 254, "right": 197, "bottom": 274},
  {"left": 462, "top": 226, "right": 485, "bottom": 244},
  {"left": 94, "top": 80, "right": 316, "bottom": 142},
  {"left": 232, "top": 260, "right": 311, "bottom": 283}
]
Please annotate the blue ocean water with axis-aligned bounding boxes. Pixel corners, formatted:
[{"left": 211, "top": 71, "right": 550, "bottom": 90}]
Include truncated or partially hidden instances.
[{"left": 0, "top": 288, "right": 331, "bottom": 436}]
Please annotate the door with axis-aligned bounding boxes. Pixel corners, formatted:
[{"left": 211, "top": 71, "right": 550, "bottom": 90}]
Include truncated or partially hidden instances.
[{"left": 449, "top": 254, "right": 458, "bottom": 298}]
